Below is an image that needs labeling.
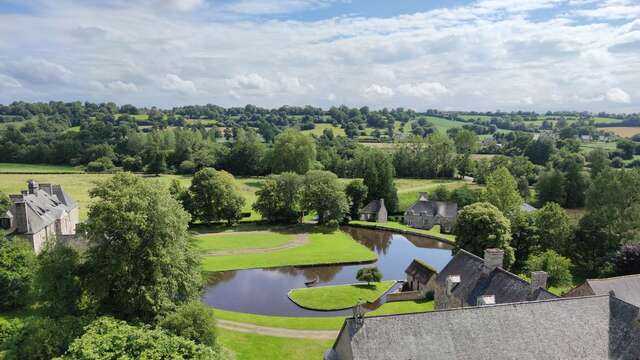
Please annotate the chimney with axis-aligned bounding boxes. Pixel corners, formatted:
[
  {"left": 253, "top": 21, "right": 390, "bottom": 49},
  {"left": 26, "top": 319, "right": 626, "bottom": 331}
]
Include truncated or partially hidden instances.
[
  {"left": 446, "top": 275, "right": 461, "bottom": 296},
  {"left": 530, "top": 271, "right": 548, "bottom": 293},
  {"left": 419, "top": 192, "right": 429, "bottom": 201},
  {"left": 484, "top": 248, "right": 504, "bottom": 271},
  {"left": 379, "top": 198, "right": 385, "bottom": 208},
  {"left": 27, "top": 180, "right": 39, "bottom": 194},
  {"left": 40, "top": 183, "right": 53, "bottom": 195},
  {"left": 12, "top": 197, "right": 28, "bottom": 233},
  {"left": 476, "top": 295, "right": 495, "bottom": 306}
]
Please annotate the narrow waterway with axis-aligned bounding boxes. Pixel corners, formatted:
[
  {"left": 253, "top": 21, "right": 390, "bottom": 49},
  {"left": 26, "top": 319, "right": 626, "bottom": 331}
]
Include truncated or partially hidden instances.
[{"left": 202, "top": 226, "right": 453, "bottom": 317}]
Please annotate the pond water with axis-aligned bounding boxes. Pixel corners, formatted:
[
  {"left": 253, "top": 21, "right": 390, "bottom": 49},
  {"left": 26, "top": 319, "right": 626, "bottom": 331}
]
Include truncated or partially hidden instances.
[{"left": 202, "top": 226, "right": 454, "bottom": 317}]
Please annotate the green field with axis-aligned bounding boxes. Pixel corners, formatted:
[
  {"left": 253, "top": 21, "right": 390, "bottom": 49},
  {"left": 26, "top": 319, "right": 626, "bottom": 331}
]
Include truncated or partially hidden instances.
[
  {"left": 350, "top": 220, "right": 456, "bottom": 242},
  {"left": 579, "top": 141, "right": 616, "bottom": 155},
  {"left": 0, "top": 163, "right": 83, "bottom": 173},
  {"left": 218, "top": 328, "right": 332, "bottom": 360},
  {"left": 395, "top": 178, "right": 477, "bottom": 211},
  {"left": 288, "top": 281, "right": 396, "bottom": 311},
  {"left": 301, "top": 123, "right": 345, "bottom": 137},
  {"left": 195, "top": 230, "right": 295, "bottom": 252}
]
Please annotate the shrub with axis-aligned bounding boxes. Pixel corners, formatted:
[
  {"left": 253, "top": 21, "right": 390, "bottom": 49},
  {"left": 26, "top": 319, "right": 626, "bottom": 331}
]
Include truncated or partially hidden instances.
[
  {"left": 122, "top": 156, "right": 143, "bottom": 172},
  {"left": 86, "top": 157, "right": 114, "bottom": 173},
  {"left": 158, "top": 302, "right": 218, "bottom": 347},
  {"left": 179, "top": 160, "right": 197, "bottom": 174},
  {"left": 34, "top": 243, "right": 82, "bottom": 317},
  {"left": 0, "top": 240, "right": 37, "bottom": 310},
  {"left": 3, "top": 316, "right": 87, "bottom": 360},
  {"left": 614, "top": 245, "right": 640, "bottom": 276},
  {"left": 525, "top": 250, "right": 573, "bottom": 288}
]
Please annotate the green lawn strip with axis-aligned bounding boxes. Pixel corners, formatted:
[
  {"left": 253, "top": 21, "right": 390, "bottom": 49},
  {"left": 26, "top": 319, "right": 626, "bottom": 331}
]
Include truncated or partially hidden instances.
[
  {"left": 367, "top": 299, "right": 434, "bottom": 316},
  {"left": 213, "top": 308, "right": 345, "bottom": 330},
  {"left": 349, "top": 220, "right": 456, "bottom": 242},
  {"left": 0, "top": 163, "right": 83, "bottom": 173},
  {"left": 288, "top": 281, "right": 396, "bottom": 311},
  {"left": 218, "top": 328, "right": 332, "bottom": 360},
  {"left": 200, "top": 230, "right": 377, "bottom": 272},
  {"left": 195, "top": 231, "right": 295, "bottom": 252}
]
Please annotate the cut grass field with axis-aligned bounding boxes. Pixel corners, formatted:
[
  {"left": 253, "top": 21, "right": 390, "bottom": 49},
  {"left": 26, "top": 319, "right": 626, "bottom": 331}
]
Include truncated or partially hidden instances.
[
  {"left": 0, "top": 163, "right": 83, "bottom": 173},
  {"left": 288, "top": 281, "right": 396, "bottom": 311},
  {"left": 349, "top": 220, "right": 456, "bottom": 242},
  {"left": 200, "top": 228, "right": 376, "bottom": 272},
  {"left": 604, "top": 127, "right": 640, "bottom": 138},
  {"left": 301, "top": 123, "right": 346, "bottom": 137},
  {"left": 195, "top": 231, "right": 295, "bottom": 252},
  {"left": 218, "top": 328, "right": 332, "bottom": 360}
]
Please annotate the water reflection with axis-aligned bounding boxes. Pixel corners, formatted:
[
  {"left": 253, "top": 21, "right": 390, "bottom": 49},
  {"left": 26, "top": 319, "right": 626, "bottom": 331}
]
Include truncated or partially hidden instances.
[{"left": 202, "top": 226, "right": 453, "bottom": 317}]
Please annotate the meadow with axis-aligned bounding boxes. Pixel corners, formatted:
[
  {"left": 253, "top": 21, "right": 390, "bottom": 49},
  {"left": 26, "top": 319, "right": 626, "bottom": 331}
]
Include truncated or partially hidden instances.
[
  {"left": 288, "top": 281, "right": 396, "bottom": 311},
  {"left": 0, "top": 163, "right": 83, "bottom": 173},
  {"left": 604, "top": 127, "right": 640, "bottom": 138}
]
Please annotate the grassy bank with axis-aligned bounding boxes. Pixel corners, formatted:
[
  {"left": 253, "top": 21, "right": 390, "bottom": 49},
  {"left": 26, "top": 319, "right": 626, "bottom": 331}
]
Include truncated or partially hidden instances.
[
  {"left": 288, "top": 281, "right": 396, "bottom": 311},
  {"left": 200, "top": 229, "right": 376, "bottom": 272},
  {"left": 349, "top": 220, "right": 456, "bottom": 242},
  {"left": 218, "top": 328, "right": 332, "bottom": 360},
  {"left": 0, "top": 163, "right": 83, "bottom": 173},
  {"left": 196, "top": 231, "right": 295, "bottom": 252}
]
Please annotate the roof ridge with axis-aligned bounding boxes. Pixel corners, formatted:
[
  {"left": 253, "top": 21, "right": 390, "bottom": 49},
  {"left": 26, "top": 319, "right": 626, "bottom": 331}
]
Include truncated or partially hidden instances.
[{"left": 587, "top": 273, "right": 640, "bottom": 282}]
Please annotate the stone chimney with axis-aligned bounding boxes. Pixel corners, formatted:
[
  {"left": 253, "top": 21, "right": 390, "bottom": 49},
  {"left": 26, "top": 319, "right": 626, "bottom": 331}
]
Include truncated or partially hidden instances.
[
  {"left": 484, "top": 248, "right": 504, "bottom": 271},
  {"left": 10, "top": 195, "right": 28, "bottom": 233},
  {"left": 40, "top": 183, "right": 53, "bottom": 195},
  {"left": 446, "top": 275, "right": 461, "bottom": 296},
  {"left": 530, "top": 271, "right": 548, "bottom": 293},
  {"left": 27, "top": 180, "right": 39, "bottom": 194},
  {"left": 379, "top": 198, "right": 385, "bottom": 208},
  {"left": 418, "top": 192, "right": 429, "bottom": 201},
  {"left": 476, "top": 295, "right": 495, "bottom": 306}
]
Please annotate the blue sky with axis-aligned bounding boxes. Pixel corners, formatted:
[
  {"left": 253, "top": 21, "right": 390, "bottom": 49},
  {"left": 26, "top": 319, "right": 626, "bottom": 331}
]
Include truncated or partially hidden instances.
[{"left": 0, "top": 0, "right": 638, "bottom": 112}]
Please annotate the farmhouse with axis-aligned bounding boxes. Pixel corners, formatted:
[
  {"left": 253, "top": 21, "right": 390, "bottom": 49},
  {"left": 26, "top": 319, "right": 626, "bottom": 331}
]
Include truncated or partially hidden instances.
[
  {"left": 564, "top": 274, "right": 640, "bottom": 308},
  {"left": 358, "top": 199, "right": 387, "bottom": 222},
  {"left": 0, "top": 180, "right": 78, "bottom": 253},
  {"left": 433, "top": 248, "right": 556, "bottom": 309},
  {"left": 403, "top": 192, "right": 457, "bottom": 233},
  {"left": 324, "top": 294, "right": 640, "bottom": 360},
  {"left": 403, "top": 259, "right": 436, "bottom": 295}
]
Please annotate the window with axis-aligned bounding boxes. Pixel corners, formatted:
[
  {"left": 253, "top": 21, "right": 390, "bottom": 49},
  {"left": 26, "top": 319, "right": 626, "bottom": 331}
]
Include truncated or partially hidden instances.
[{"left": 0, "top": 218, "right": 10, "bottom": 230}]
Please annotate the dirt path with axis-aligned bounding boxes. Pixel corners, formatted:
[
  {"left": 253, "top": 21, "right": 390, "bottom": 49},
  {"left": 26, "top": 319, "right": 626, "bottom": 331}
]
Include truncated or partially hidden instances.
[
  {"left": 217, "top": 319, "right": 339, "bottom": 339},
  {"left": 203, "top": 233, "right": 309, "bottom": 256}
]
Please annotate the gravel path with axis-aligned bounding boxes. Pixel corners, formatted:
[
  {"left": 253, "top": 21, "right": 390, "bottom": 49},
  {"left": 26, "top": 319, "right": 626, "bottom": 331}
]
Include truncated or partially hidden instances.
[
  {"left": 203, "top": 233, "right": 309, "bottom": 256},
  {"left": 217, "top": 319, "right": 339, "bottom": 339}
]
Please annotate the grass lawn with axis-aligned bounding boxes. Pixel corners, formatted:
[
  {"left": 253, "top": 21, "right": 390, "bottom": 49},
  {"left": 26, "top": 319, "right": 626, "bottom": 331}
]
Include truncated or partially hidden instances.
[
  {"left": 200, "top": 229, "right": 376, "bottom": 272},
  {"left": 394, "top": 178, "right": 477, "bottom": 211},
  {"left": 195, "top": 231, "right": 295, "bottom": 252},
  {"left": 367, "top": 299, "right": 434, "bottom": 316},
  {"left": 288, "top": 281, "right": 396, "bottom": 311},
  {"left": 213, "top": 308, "right": 345, "bottom": 330},
  {"left": 218, "top": 328, "right": 332, "bottom": 360},
  {"left": 301, "top": 123, "right": 345, "bottom": 137},
  {"left": 350, "top": 220, "right": 456, "bottom": 242},
  {"left": 0, "top": 163, "right": 83, "bottom": 173}
]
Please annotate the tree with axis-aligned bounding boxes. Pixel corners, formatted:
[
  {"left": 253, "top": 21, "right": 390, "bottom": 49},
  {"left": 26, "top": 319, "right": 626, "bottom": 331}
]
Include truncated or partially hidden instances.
[
  {"left": 535, "top": 202, "right": 574, "bottom": 256},
  {"left": 0, "top": 240, "right": 37, "bottom": 310},
  {"left": 613, "top": 245, "right": 640, "bottom": 276},
  {"left": 226, "top": 128, "right": 266, "bottom": 176},
  {"left": 363, "top": 150, "right": 398, "bottom": 213},
  {"left": 586, "top": 149, "right": 610, "bottom": 178},
  {"left": 81, "top": 173, "right": 202, "bottom": 322},
  {"left": 253, "top": 172, "right": 304, "bottom": 223},
  {"left": 510, "top": 211, "right": 539, "bottom": 271},
  {"left": 563, "top": 161, "right": 589, "bottom": 208},
  {"left": 524, "top": 250, "right": 573, "bottom": 288},
  {"left": 0, "top": 190, "right": 10, "bottom": 214},
  {"left": 484, "top": 167, "right": 523, "bottom": 218},
  {"left": 517, "top": 176, "right": 530, "bottom": 200},
  {"left": 158, "top": 302, "right": 218, "bottom": 347},
  {"left": 450, "top": 186, "right": 481, "bottom": 208},
  {"left": 524, "top": 136, "right": 556, "bottom": 165},
  {"left": 61, "top": 317, "right": 221, "bottom": 360},
  {"left": 345, "top": 180, "right": 368, "bottom": 219},
  {"left": 454, "top": 202, "right": 514, "bottom": 268},
  {"left": 536, "top": 169, "right": 566, "bottom": 206},
  {"left": 187, "top": 168, "right": 245, "bottom": 225},
  {"left": 269, "top": 129, "right": 316, "bottom": 174},
  {"left": 356, "top": 267, "right": 382, "bottom": 286},
  {"left": 33, "top": 243, "right": 82, "bottom": 317},
  {"left": 302, "top": 170, "right": 348, "bottom": 225}
]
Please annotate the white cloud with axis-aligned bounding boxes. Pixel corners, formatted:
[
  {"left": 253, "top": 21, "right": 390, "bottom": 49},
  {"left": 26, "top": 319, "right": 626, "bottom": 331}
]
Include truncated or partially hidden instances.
[
  {"left": 228, "top": 73, "right": 275, "bottom": 92},
  {"left": 223, "top": 0, "right": 341, "bottom": 15},
  {"left": 363, "top": 84, "right": 394, "bottom": 98},
  {"left": 327, "top": 93, "right": 336, "bottom": 101},
  {"left": 573, "top": 3, "right": 640, "bottom": 19},
  {"left": 606, "top": 88, "right": 631, "bottom": 103},
  {"left": 0, "top": 74, "right": 21, "bottom": 88},
  {"left": 160, "top": 74, "right": 197, "bottom": 95},
  {"left": 397, "top": 82, "right": 450, "bottom": 98},
  {"left": 107, "top": 80, "right": 139, "bottom": 92},
  {"left": 7, "top": 57, "right": 72, "bottom": 85},
  {"left": 159, "top": 0, "right": 205, "bottom": 12}
]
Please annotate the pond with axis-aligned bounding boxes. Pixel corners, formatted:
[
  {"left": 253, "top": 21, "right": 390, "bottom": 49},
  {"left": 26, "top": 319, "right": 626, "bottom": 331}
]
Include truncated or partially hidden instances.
[{"left": 202, "top": 226, "right": 454, "bottom": 317}]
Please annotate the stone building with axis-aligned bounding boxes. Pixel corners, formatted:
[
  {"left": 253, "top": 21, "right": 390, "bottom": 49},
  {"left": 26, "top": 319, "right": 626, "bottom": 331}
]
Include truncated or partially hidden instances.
[
  {"left": 433, "top": 248, "right": 556, "bottom": 309},
  {"left": 0, "top": 180, "right": 78, "bottom": 253},
  {"left": 564, "top": 274, "right": 640, "bottom": 307},
  {"left": 358, "top": 199, "right": 387, "bottom": 222},
  {"left": 324, "top": 294, "right": 640, "bottom": 360},
  {"left": 403, "top": 192, "right": 457, "bottom": 233},
  {"left": 403, "top": 259, "right": 436, "bottom": 295}
]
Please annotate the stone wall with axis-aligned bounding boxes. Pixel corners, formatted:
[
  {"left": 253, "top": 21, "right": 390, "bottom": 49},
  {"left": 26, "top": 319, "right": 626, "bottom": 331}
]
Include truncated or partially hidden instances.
[{"left": 387, "top": 291, "right": 424, "bottom": 302}]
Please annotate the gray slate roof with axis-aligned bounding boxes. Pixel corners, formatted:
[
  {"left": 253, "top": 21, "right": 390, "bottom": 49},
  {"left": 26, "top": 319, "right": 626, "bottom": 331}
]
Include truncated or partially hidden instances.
[
  {"left": 520, "top": 203, "right": 537, "bottom": 213},
  {"left": 359, "top": 199, "right": 384, "bottom": 214},
  {"left": 404, "top": 259, "right": 436, "bottom": 284},
  {"left": 405, "top": 196, "right": 457, "bottom": 218},
  {"left": 585, "top": 274, "right": 640, "bottom": 308},
  {"left": 436, "top": 249, "right": 556, "bottom": 305},
  {"left": 5, "top": 182, "right": 77, "bottom": 234},
  {"left": 328, "top": 294, "right": 640, "bottom": 360}
]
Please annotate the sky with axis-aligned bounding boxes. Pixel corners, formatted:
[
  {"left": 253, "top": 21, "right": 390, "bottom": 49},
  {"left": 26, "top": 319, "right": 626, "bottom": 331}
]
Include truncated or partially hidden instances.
[{"left": 0, "top": 0, "right": 639, "bottom": 112}]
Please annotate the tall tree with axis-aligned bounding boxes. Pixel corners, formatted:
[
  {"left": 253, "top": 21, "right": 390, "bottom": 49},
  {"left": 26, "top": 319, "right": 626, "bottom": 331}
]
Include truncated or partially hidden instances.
[
  {"left": 345, "top": 180, "right": 368, "bottom": 219},
  {"left": 363, "top": 149, "right": 398, "bottom": 212},
  {"left": 536, "top": 169, "right": 566, "bottom": 206},
  {"left": 34, "top": 243, "right": 83, "bottom": 317},
  {"left": 225, "top": 128, "right": 266, "bottom": 176},
  {"left": 0, "top": 240, "right": 37, "bottom": 310},
  {"left": 82, "top": 173, "right": 202, "bottom": 322},
  {"left": 524, "top": 136, "right": 556, "bottom": 165},
  {"left": 302, "top": 170, "right": 348, "bottom": 225},
  {"left": 586, "top": 149, "right": 610, "bottom": 178},
  {"left": 187, "top": 168, "right": 246, "bottom": 225},
  {"left": 535, "top": 202, "right": 574, "bottom": 255},
  {"left": 253, "top": 172, "right": 303, "bottom": 223},
  {"left": 484, "top": 167, "right": 523, "bottom": 218},
  {"left": 269, "top": 129, "right": 316, "bottom": 174}
]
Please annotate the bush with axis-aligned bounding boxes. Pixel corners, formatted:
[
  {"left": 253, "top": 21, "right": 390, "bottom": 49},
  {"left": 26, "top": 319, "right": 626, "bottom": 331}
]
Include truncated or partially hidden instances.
[
  {"left": 0, "top": 318, "right": 17, "bottom": 349},
  {"left": 86, "top": 157, "right": 114, "bottom": 173},
  {"left": 34, "top": 243, "right": 82, "bottom": 317},
  {"left": 614, "top": 245, "right": 640, "bottom": 276},
  {"left": 3, "top": 316, "right": 87, "bottom": 360},
  {"left": 179, "top": 160, "right": 197, "bottom": 174},
  {"left": 524, "top": 250, "right": 573, "bottom": 288},
  {"left": 61, "top": 317, "right": 221, "bottom": 360},
  {"left": 0, "top": 240, "right": 37, "bottom": 310},
  {"left": 158, "top": 302, "right": 218, "bottom": 347},
  {"left": 122, "top": 156, "right": 143, "bottom": 172}
]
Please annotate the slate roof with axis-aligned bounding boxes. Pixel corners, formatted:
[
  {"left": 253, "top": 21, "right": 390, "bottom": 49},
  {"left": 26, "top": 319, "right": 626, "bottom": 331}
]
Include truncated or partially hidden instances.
[
  {"left": 520, "top": 203, "right": 537, "bottom": 213},
  {"left": 404, "top": 259, "right": 436, "bottom": 284},
  {"left": 404, "top": 194, "right": 457, "bottom": 218},
  {"left": 583, "top": 274, "right": 640, "bottom": 308},
  {"left": 327, "top": 294, "right": 640, "bottom": 360},
  {"left": 435, "top": 249, "right": 556, "bottom": 305},
  {"left": 359, "top": 199, "right": 383, "bottom": 214}
]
